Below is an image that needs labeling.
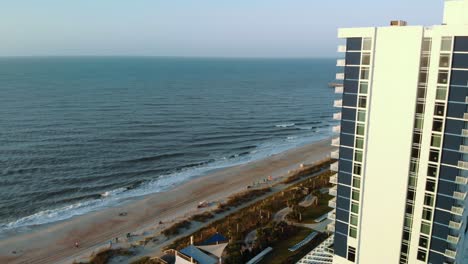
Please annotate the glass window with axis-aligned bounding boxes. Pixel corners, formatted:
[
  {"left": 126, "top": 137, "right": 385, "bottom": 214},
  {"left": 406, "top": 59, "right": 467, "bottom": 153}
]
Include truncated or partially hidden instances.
[
  {"left": 353, "top": 164, "right": 362, "bottom": 175},
  {"left": 352, "top": 176, "right": 361, "bottom": 188},
  {"left": 404, "top": 215, "right": 413, "bottom": 228},
  {"left": 424, "top": 193, "right": 434, "bottom": 207},
  {"left": 359, "top": 82, "right": 368, "bottom": 94},
  {"left": 438, "top": 70, "right": 449, "bottom": 84},
  {"left": 350, "top": 214, "right": 358, "bottom": 226},
  {"left": 432, "top": 119, "right": 443, "bottom": 132},
  {"left": 439, "top": 54, "right": 451, "bottom": 68},
  {"left": 416, "top": 103, "right": 425, "bottom": 114},
  {"left": 363, "top": 38, "right": 372, "bottom": 50},
  {"left": 413, "top": 132, "right": 422, "bottom": 145},
  {"left": 403, "top": 230, "right": 411, "bottom": 241},
  {"left": 349, "top": 226, "right": 357, "bottom": 238},
  {"left": 427, "top": 164, "right": 438, "bottom": 178},
  {"left": 417, "top": 249, "right": 427, "bottom": 261},
  {"left": 356, "top": 124, "right": 365, "bottom": 135},
  {"left": 422, "top": 208, "right": 433, "bottom": 221},
  {"left": 357, "top": 110, "right": 366, "bottom": 122},
  {"left": 348, "top": 246, "right": 356, "bottom": 262},
  {"left": 441, "top": 37, "right": 452, "bottom": 52},
  {"left": 354, "top": 150, "right": 363, "bottom": 162},
  {"left": 429, "top": 149, "right": 439, "bottom": 163},
  {"left": 420, "top": 55, "right": 429, "bottom": 68},
  {"left": 409, "top": 175, "right": 417, "bottom": 188},
  {"left": 411, "top": 147, "right": 420, "bottom": 159},
  {"left": 351, "top": 202, "right": 359, "bottom": 214},
  {"left": 417, "top": 86, "right": 426, "bottom": 99},
  {"left": 361, "top": 67, "right": 370, "bottom": 80},
  {"left": 431, "top": 134, "right": 441, "bottom": 148},
  {"left": 422, "top": 38, "right": 432, "bottom": 52},
  {"left": 362, "top": 53, "right": 371, "bottom": 65},
  {"left": 434, "top": 103, "right": 445, "bottom": 116},
  {"left": 410, "top": 160, "right": 419, "bottom": 173},
  {"left": 415, "top": 117, "right": 424, "bottom": 130},
  {"left": 352, "top": 189, "right": 360, "bottom": 201},
  {"left": 436, "top": 86, "right": 447, "bottom": 100},
  {"left": 358, "top": 96, "right": 367, "bottom": 108},
  {"left": 419, "top": 71, "right": 428, "bottom": 84},
  {"left": 419, "top": 236, "right": 429, "bottom": 248},
  {"left": 426, "top": 179, "right": 436, "bottom": 192},
  {"left": 420, "top": 222, "right": 431, "bottom": 235},
  {"left": 407, "top": 189, "right": 415, "bottom": 201},
  {"left": 355, "top": 137, "right": 364, "bottom": 149}
]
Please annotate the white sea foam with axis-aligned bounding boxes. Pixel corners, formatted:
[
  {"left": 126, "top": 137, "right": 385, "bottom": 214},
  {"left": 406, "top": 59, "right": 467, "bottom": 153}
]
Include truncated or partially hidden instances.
[
  {"left": 0, "top": 127, "right": 332, "bottom": 233},
  {"left": 275, "top": 123, "right": 295, "bottom": 128}
]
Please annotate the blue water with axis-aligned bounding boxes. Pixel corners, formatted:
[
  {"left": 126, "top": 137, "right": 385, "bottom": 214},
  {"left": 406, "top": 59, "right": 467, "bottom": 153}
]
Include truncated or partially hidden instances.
[{"left": 0, "top": 57, "right": 336, "bottom": 232}]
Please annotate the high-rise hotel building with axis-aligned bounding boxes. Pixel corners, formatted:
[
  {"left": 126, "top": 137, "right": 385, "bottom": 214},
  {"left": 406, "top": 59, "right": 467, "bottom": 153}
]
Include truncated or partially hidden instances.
[{"left": 325, "top": 1, "right": 468, "bottom": 263}]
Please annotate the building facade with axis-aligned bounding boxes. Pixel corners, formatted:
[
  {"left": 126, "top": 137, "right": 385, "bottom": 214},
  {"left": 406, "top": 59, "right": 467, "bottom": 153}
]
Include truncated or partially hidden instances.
[{"left": 326, "top": 1, "right": 468, "bottom": 264}]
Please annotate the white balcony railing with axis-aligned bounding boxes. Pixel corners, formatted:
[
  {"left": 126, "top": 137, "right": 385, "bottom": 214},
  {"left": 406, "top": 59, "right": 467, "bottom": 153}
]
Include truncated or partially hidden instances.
[
  {"left": 332, "top": 125, "right": 341, "bottom": 133},
  {"left": 336, "top": 59, "right": 346, "bottom": 67},
  {"left": 331, "top": 137, "right": 340, "bottom": 147},
  {"left": 329, "top": 174, "right": 338, "bottom": 185},
  {"left": 333, "top": 112, "right": 342, "bottom": 121},
  {"left": 337, "top": 45, "right": 346, "bottom": 53},
  {"left": 449, "top": 220, "right": 462, "bottom": 230},
  {"left": 451, "top": 206, "right": 464, "bottom": 216},
  {"left": 463, "top": 129, "right": 468, "bottom": 137},
  {"left": 445, "top": 249, "right": 457, "bottom": 259},
  {"left": 330, "top": 161, "right": 339, "bottom": 172},
  {"left": 328, "top": 211, "right": 336, "bottom": 221},
  {"left": 329, "top": 186, "right": 337, "bottom": 196},
  {"left": 458, "top": 161, "right": 468, "bottom": 169},
  {"left": 460, "top": 145, "right": 468, "bottom": 153},
  {"left": 453, "top": 191, "right": 466, "bottom": 200},
  {"left": 328, "top": 198, "right": 336, "bottom": 208},
  {"left": 336, "top": 73, "right": 345, "bottom": 80},
  {"left": 327, "top": 222, "right": 335, "bottom": 232},
  {"left": 335, "top": 86, "right": 344, "bottom": 94},
  {"left": 464, "top": 113, "right": 468, "bottom": 121},
  {"left": 334, "top": 99, "right": 343, "bottom": 108},
  {"left": 455, "top": 176, "right": 468, "bottom": 185},
  {"left": 448, "top": 235, "right": 460, "bottom": 244},
  {"left": 331, "top": 150, "right": 339, "bottom": 159}
]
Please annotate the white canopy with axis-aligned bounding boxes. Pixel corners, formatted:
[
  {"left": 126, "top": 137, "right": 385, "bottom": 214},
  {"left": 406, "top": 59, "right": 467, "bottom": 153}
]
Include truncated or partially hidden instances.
[{"left": 196, "top": 243, "right": 228, "bottom": 258}]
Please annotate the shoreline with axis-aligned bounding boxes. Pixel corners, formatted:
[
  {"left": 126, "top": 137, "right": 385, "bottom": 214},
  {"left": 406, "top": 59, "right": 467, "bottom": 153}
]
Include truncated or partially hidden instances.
[{"left": 0, "top": 138, "right": 332, "bottom": 264}]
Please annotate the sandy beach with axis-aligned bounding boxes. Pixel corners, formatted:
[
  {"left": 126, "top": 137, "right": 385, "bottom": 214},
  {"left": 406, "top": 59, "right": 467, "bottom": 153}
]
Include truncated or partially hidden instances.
[{"left": 0, "top": 139, "right": 332, "bottom": 264}]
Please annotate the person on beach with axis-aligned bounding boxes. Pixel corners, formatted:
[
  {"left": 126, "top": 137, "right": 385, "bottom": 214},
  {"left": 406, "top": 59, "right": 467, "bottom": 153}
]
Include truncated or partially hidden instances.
[{"left": 75, "top": 241, "right": 79, "bottom": 248}]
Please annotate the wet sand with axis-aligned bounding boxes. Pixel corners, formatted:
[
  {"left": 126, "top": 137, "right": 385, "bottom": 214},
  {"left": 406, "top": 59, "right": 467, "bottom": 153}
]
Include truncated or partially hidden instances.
[{"left": 0, "top": 139, "right": 332, "bottom": 264}]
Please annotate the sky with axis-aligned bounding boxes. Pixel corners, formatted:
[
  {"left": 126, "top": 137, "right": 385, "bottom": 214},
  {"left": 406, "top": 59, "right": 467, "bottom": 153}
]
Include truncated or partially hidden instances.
[{"left": 0, "top": 0, "right": 443, "bottom": 58}]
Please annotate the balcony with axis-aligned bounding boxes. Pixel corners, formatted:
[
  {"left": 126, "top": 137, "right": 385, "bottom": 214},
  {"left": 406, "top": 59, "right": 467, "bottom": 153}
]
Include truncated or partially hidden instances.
[
  {"left": 445, "top": 249, "right": 457, "bottom": 259},
  {"left": 449, "top": 220, "right": 462, "bottom": 230},
  {"left": 331, "top": 150, "right": 339, "bottom": 159},
  {"left": 336, "top": 73, "right": 345, "bottom": 80},
  {"left": 334, "top": 99, "right": 343, "bottom": 108},
  {"left": 337, "top": 45, "right": 346, "bottom": 53},
  {"left": 463, "top": 129, "right": 468, "bottom": 137},
  {"left": 448, "top": 235, "right": 460, "bottom": 244},
  {"left": 328, "top": 211, "right": 336, "bottom": 221},
  {"left": 331, "top": 137, "right": 340, "bottom": 147},
  {"left": 329, "top": 185, "right": 337, "bottom": 196},
  {"left": 330, "top": 161, "right": 339, "bottom": 172},
  {"left": 328, "top": 198, "right": 336, "bottom": 208},
  {"left": 460, "top": 145, "right": 468, "bottom": 153},
  {"left": 453, "top": 191, "right": 466, "bottom": 200},
  {"left": 336, "top": 59, "right": 346, "bottom": 67},
  {"left": 335, "top": 86, "right": 344, "bottom": 94},
  {"left": 327, "top": 222, "right": 335, "bottom": 232},
  {"left": 458, "top": 161, "right": 468, "bottom": 169},
  {"left": 464, "top": 113, "right": 468, "bottom": 121},
  {"left": 333, "top": 112, "right": 342, "bottom": 121},
  {"left": 332, "top": 125, "right": 341, "bottom": 133},
  {"left": 451, "top": 206, "right": 464, "bottom": 216},
  {"left": 455, "top": 176, "right": 468, "bottom": 185},
  {"left": 329, "top": 174, "right": 338, "bottom": 185}
]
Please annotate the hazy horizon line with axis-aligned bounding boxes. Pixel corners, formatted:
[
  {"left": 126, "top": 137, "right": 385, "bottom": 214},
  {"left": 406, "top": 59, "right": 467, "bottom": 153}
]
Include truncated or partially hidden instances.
[{"left": 0, "top": 55, "right": 337, "bottom": 60}]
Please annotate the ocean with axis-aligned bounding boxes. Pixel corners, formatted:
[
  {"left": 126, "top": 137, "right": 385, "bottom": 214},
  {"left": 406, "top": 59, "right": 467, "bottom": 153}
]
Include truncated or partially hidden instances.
[{"left": 0, "top": 57, "right": 336, "bottom": 234}]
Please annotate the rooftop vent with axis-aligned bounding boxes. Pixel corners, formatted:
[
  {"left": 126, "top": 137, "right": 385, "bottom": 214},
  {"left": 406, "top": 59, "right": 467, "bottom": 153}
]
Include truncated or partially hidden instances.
[{"left": 390, "top": 20, "right": 408, "bottom": 26}]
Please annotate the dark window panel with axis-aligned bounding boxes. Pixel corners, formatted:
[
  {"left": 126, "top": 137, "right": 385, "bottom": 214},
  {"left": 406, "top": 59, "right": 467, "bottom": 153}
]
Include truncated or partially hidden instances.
[
  {"left": 441, "top": 149, "right": 461, "bottom": 166},
  {"left": 340, "top": 134, "right": 355, "bottom": 147},
  {"left": 444, "top": 118, "right": 464, "bottom": 135},
  {"left": 433, "top": 208, "right": 452, "bottom": 225},
  {"left": 428, "top": 250, "right": 446, "bottom": 264},
  {"left": 435, "top": 194, "right": 455, "bottom": 211},
  {"left": 345, "top": 52, "right": 361, "bottom": 65},
  {"left": 429, "top": 237, "right": 448, "bottom": 256},
  {"left": 336, "top": 208, "right": 350, "bottom": 222},
  {"left": 347, "top": 38, "right": 362, "bottom": 51},
  {"left": 454, "top": 36, "right": 468, "bottom": 52},
  {"left": 450, "top": 70, "right": 468, "bottom": 86},
  {"left": 452, "top": 53, "right": 468, "bottom": 68},
  {"left": 446, "top": 102, "right": 467, "bottom": 119},
  {"left": 343, "top": 93, "right": 357, "bottom": 107},
  {"left": 345, "top": 66, "right": 360, "bottom": 80},
  {"left": 340, "top": 146, "right": 354, "bottom": 161},
  {"left": 439, "top": 165, "right": 459, "bottom": 182},
  {"left": 334, "top": 233, "right": 348, "bottom": 258},
  {"left": 337, "top": 195, "right": 351, "bottom": 211},
  {"left": 448, "top": 86, "right": 468, "bottom": 103},
  {"left": 341, "top": 120, "right": 356, "bottom": 135},
  {"left": 339, "top": 159, "right": 353, "bottom": 174},
  {"left": 437, "top": 179, "right": 457, "bottom": 196},
  {"left": 338, "top": 171, "right": 352, "bottom": 186},
  {"left": 336, "top": 221, "right": 349, "bottom": 235},
  {"left": 338, "top": 184, "right": 351, "bottom": 198},
  {"left": 344, "top": 80, "right": 359, "bottom": 94},
  {"left": 443, "top": 134, "right": 463, "bottom": 151},
  {"left": 342, "top": 107, "right": 357, "bottom": 121}
]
